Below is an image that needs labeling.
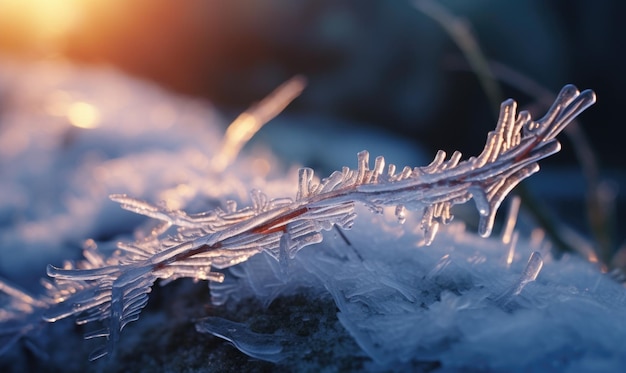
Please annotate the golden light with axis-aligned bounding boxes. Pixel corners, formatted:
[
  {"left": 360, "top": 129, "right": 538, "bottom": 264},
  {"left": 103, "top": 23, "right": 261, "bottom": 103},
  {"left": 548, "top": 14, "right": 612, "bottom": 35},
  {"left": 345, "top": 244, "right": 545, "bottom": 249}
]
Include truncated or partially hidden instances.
[
  {"left": 1, "top": 0, "right": 82, "bottom": 53},
  {"left": 158, "top": 184, "right": 197, "bottom": 211},
  {"left": 67, "top": 102, "right": 101, "bottom": 129},
  {"left": 212, "top": 76, "right": 306, "bottom": 172},
  {"left": 505, "top": 232, "right": 518, "bottom": 268}
]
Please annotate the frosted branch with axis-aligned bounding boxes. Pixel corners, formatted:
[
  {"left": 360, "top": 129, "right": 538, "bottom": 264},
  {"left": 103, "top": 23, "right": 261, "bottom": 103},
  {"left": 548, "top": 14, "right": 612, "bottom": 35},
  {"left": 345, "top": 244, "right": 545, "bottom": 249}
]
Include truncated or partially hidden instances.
[{"left": 0, "top": 85, "right": 595, "bottom": 360}]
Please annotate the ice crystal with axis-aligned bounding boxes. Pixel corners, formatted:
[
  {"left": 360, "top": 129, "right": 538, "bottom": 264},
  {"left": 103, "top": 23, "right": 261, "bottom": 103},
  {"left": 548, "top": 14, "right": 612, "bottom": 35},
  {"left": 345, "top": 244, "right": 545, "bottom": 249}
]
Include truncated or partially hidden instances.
[{"left": 0, "top": 85, "right": 596, "bottom": 362}]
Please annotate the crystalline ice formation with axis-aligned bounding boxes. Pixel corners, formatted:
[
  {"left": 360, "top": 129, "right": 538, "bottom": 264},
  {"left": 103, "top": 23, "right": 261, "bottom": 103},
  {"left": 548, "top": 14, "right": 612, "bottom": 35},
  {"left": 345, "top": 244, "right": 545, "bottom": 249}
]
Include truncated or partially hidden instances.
[
  {"left": 0, "top": 81, "right": 606, "bottom": 370},
  {"left": 207, "top": 204, "right": 626, "bottom": 371}
]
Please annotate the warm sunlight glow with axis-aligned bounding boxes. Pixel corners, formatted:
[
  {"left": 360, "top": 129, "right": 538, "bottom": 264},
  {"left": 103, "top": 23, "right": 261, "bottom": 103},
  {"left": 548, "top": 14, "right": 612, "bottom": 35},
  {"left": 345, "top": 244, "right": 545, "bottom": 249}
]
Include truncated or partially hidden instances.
[
  {"left": 67, "top": 102, "right": 101, "bottom": 129},
  {"left": 505, "top": 232, "right": 518, "bottom": 268},
  {"left": 158, "top": 184, "right": 197, "bottom": 211},
  {"left": 1, "top": 0, "right": 82, "bottom": 51},
  {"left": 212, "top": 76, "right": 306, "bottom": 172}
]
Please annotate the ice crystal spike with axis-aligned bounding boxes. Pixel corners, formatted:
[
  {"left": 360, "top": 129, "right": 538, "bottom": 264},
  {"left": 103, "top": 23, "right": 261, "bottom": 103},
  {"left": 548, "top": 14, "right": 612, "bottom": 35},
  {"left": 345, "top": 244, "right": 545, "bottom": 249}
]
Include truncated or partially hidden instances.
[
  {"left": 513, "top": 251, "right": 544, "bottom": 295},
  {"left": 0, "top": 85, "right": 595, "bottom": 361},
  {"left": 0, "top": 279, "right": 51, "bottom": 356},
  {"left": 494, "top": 251, "right": 545, "bottom": 309}
]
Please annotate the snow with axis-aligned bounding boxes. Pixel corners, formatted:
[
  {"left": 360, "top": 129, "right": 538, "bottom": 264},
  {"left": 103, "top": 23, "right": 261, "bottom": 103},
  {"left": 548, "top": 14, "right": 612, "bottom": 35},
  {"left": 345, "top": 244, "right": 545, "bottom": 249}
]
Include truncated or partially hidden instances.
[
  {"left": 1, "top": 59, "right": 624, "bottom": 372},
  {"left": 208, "top": 204, "right": 626, "bottom": 371}
]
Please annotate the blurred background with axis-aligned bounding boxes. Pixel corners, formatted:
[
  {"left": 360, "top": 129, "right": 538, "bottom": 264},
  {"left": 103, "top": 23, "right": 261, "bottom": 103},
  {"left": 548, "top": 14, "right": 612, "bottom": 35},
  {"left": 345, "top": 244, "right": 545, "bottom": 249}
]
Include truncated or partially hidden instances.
[
  {"left": 1, "top": 0, "right": 623, "bottom": 163},
  {"left": 0, "top": 0, "right": 624, "bottom": 265}
]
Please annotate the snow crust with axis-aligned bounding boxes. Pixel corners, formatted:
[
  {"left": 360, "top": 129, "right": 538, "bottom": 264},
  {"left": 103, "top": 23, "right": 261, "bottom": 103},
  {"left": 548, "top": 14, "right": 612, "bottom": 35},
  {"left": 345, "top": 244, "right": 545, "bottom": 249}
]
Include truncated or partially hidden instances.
[
  {"left": 208, "top": 205, "right": 626, "bottom": 371},
  {"left": 1, "top": 59, "right": 624, "bottom": 372}
]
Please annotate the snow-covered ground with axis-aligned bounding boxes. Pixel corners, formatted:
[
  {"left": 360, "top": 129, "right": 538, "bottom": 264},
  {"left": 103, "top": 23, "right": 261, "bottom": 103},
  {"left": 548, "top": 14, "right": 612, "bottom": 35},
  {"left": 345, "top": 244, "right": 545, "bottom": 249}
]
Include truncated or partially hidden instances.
[{"left": 1, "top": 59, "right": 624, "bottom": 372}]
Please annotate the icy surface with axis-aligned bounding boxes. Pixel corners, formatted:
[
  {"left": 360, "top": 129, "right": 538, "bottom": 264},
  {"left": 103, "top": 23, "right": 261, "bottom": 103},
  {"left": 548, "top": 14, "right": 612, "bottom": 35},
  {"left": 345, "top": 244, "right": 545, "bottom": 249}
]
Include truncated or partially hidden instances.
[
  {"left": 211, "top": 206, "right": 626, "bottom": 371},
  {"left": 1, "top": 59, "right": 622, "bottom": 372}
]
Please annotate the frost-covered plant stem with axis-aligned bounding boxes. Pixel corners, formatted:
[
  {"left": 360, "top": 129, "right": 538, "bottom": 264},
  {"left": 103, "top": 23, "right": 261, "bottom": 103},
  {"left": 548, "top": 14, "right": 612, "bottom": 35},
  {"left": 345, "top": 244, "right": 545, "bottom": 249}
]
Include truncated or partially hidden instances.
[{"left": 1, "top": 85, "right": 595, "bottom": 361}]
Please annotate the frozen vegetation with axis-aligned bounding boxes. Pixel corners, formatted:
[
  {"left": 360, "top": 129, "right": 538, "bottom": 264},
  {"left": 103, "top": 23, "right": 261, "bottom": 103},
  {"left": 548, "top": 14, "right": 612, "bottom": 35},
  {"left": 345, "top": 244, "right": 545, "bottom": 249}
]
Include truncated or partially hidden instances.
[{"left": 1, "top": 60, "right": 624, "bottom": 372}]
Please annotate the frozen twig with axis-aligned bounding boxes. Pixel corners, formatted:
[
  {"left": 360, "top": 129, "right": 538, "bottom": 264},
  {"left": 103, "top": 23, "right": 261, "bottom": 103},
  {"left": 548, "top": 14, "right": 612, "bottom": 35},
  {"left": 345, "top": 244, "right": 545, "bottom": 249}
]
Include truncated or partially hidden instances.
[{"left": 0, "top": 85, "right": 596, "bottom": 360}]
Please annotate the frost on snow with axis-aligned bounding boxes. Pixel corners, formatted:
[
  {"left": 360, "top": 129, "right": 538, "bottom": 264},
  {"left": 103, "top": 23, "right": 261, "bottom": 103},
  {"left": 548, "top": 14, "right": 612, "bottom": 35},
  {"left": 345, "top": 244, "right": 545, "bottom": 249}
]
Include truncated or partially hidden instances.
[{"left": 2, "top": 66, "right": 623, "bottom": 371}]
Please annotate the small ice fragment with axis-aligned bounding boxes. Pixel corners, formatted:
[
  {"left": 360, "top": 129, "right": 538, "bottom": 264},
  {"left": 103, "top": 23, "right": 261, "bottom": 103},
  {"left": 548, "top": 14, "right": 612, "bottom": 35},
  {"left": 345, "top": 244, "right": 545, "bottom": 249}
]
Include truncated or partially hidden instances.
[
  {"left": 195, "top": 317, "right": 285, "bottom": 363},
  {"left": 513, "top": 251, "right": 543, "bottom": 295},
  {"left": 395, "top": 205, "right": 407, "bottom": 224},
  {"left": 505, "top": 231, "right": 519, "bottom": 268},
  {"left": 278, "top": 232, "right": 291, "bottom": 277},
  {"left": 494, "top": 251, "right": 544, "bottom": 309},
  {"left": 297, "top": 168, "right": 314, "bottom": 199},
  {"left": 372, "top": 156, "right": 385, "bottom": 182},
  {"left": 425, "top": 254, "right": 451, "bottom": 280},
  {"left": 501, "top": 196, "right": 521, "bottom": 245},
  {"left": 423, "top": 221, "right": 439, "bottom": 246},
  {"left": 469, "top": 186, "right": 490, "bottom": 216}
]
